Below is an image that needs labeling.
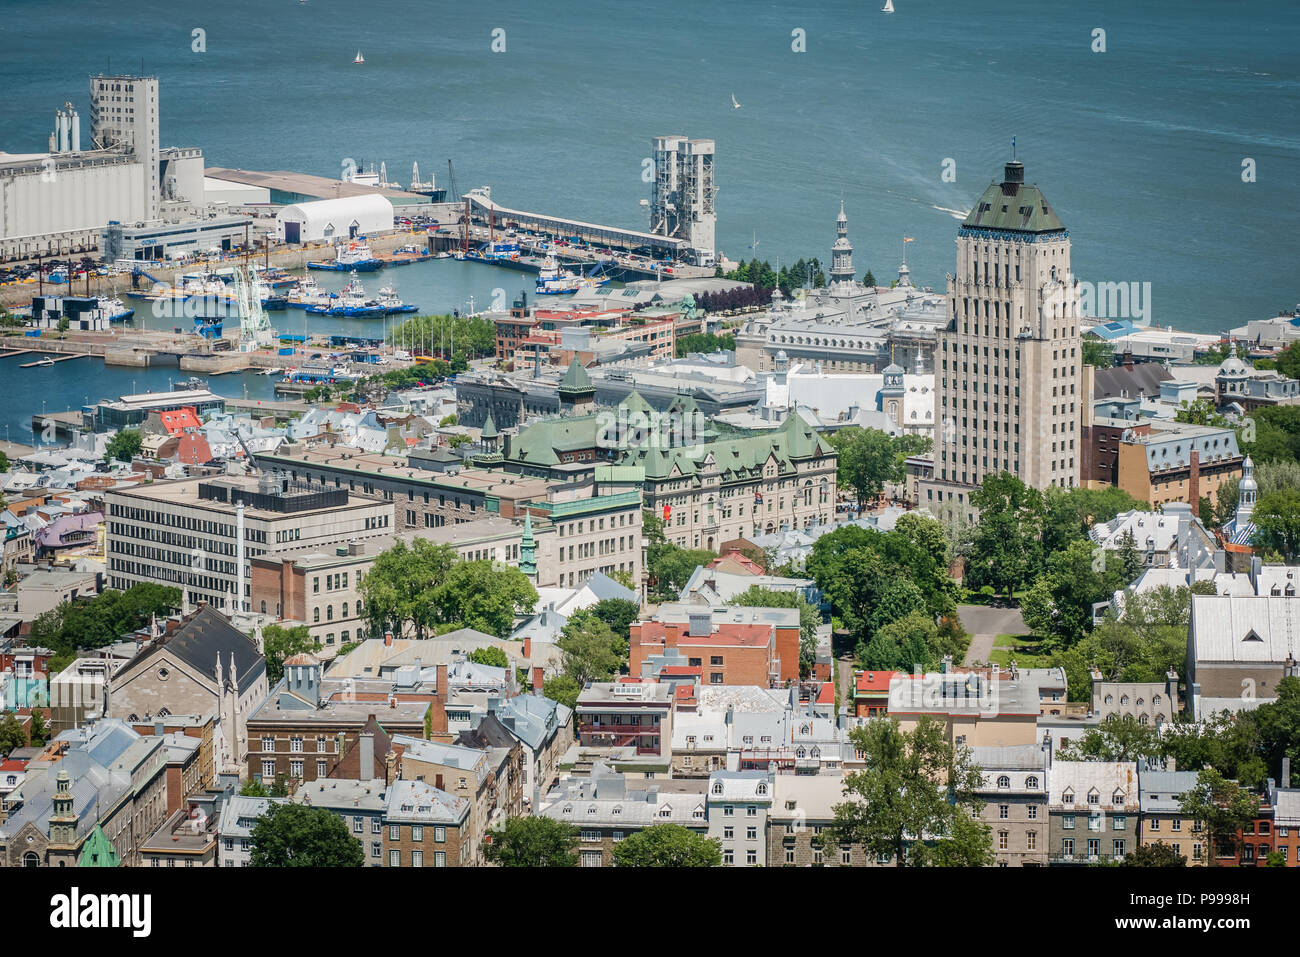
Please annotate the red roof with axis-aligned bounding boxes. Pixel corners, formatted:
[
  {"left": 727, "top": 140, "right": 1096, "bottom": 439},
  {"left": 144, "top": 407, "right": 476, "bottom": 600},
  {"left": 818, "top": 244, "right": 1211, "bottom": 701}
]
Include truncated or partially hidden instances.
[
  {"left": 855, "top": 670, "right": 897, "bottom": 695},
  {"left": 173, "top": 432, "right": 213, "bottom": 465},
  {"left": 638, "top": 621, "right": 773, "bottom": 647},
  {"left": 0, "top": 759, "right": 26, "bottom": 772},
  {"left": 660, "top": 666, "right": 702, "bottom": 676},
  {"left": 815, "top": 683, "right": 835, "bottom": 705},
  {"left": 157, "top": 407, "right": 201, "bottom": 435}
]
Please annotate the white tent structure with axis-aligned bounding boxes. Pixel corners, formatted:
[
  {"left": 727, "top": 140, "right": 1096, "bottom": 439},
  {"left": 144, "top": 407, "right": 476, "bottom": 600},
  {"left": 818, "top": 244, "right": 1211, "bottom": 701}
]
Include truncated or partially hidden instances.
[{"left": 275, "top": 194, "right": 393, "bottom": 244}]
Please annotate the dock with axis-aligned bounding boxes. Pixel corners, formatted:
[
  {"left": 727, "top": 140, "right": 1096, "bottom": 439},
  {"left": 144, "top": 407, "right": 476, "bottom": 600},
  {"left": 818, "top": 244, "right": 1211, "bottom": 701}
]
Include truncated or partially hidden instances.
[{"left": 19, "top": 353, "right": 82, "bottom": 368}]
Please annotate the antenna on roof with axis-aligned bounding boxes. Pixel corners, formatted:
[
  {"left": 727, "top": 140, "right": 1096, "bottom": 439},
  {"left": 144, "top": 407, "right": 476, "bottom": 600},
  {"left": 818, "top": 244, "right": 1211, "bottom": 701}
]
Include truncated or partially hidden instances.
[{"left": 1012, "top": 136, "right": 1016, "bottom": 162}]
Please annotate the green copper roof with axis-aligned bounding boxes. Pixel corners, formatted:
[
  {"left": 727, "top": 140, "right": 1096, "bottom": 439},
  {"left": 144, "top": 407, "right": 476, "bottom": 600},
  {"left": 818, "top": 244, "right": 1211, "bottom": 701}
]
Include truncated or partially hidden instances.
[
  {"left": 625, "top": 412, "right": 834, "bottom": 481},
  {"left": 481, "top": 413, "right": 499, "bottom": 439},
  {"left": 558, "top": 357, "right": 594, "bottom": 395},
  {"left": 77, "top": 825, "right": 121, "bottom": 867},
  {"left": 506, "top": 413, "right": 604, "bottom": 466},
  {"left": 960, "top": 162, "right": 1065, "bottom": 234},
  {"left": 619, "top": 389, "right": 652, "bottom": 418}
]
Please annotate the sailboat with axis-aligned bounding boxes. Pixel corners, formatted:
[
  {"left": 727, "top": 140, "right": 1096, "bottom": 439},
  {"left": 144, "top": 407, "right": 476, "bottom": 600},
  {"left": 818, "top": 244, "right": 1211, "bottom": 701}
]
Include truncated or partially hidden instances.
[
  {"left": 353, "top": 50, "right": 365, "bottom": 64},
  {"left": 882, "top": 0, "right": 894, "bottom": 11},
  {"left": 731, "top": 93, "right": 741, "bottom": 109}
]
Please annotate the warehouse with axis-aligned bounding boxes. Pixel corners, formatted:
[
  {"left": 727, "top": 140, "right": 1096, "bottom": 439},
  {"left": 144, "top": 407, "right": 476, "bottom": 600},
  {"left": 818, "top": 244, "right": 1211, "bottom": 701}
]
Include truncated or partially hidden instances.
[{"left": 275, "top": 194, "right": 394, "bottom": 244}]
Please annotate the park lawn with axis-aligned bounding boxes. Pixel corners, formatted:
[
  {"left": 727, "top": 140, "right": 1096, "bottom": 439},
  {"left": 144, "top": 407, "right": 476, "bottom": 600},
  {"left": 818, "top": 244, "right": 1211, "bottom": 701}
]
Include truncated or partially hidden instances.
[{"left": 988, "top": 634, "right": 1052, "bottom": 668}]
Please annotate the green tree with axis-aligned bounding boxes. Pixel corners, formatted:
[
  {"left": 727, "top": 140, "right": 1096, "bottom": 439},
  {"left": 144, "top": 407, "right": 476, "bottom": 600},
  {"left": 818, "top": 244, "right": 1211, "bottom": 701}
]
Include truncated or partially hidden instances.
[
  {"left": 1058, "top": 715, "right": 1163, "bottom": 762},
  {"left": 825, "top": 715, "right": 988, "bottom": 867},
  {"left": 482, "top": 815, "right": 580, "bottom": 866},
  {"left": 863, "top": 269, "right": 877, "bottom": 287},
  {"left": 0, "top": 712, "right": 27, "bottom": 755},
  {"left": 1122, "top": 842, "right": 1187, "bottom": 867},
  {"left": 1179, "top": 768, "right": 1259, "bottom": 865},
  {"left": 27, "top": 710, "right": 48, "bottom": 747},
  {"left": 359, "top": 539, "right": 457, "bottom": 639},
  {"left": 1251, "top": 488, "right": 1300, "bottom": 560},
  {"left": 1020, "top": 539, "right": 1123, "bottom": 647},
  {"left": 0, "top": 450, "right": 9, "bottom": 472},
  {"left": 575, "top": 598, "right": 642, "bottom": 641},
  {"left": 965, "top": 474, "right": 1046, "bottom": 599},
  {"left": 647, "top": 545, "right": 715, "bottom": 601},
  {"left": 1081, "top": 337, "right": 1115, "bottom": 368},
  {"left": 437, "top": 560, "right": 538, "bottom": 637},
  {"left": 611, "top": 824, "right": 723, "bottom": 867},
  {"left": 829, "top": 427, "right": 903, "bottom": 505},
  {"left": 240, "top": 778, "right": 270, "bottom": 797},
  {"left": 262, "top": 624, "right": 320, "bottom": 685},
  {"left": 105, "top": 428, "right": 143, "bottom": 463},
  {"left": 468, "top": 645, "right": 510, "bottom": 669},
  {"left": 542, "top": 674, "right": 581, "bottom": 710},
  {"left": 557, "top": 617, "right": 625, "bottom": 685},
  {"left": 675, "top": 332, "right": 735, "bottom": 357},
  {"left": 249, "top": 803, "right": 365, "bottom": 867}
]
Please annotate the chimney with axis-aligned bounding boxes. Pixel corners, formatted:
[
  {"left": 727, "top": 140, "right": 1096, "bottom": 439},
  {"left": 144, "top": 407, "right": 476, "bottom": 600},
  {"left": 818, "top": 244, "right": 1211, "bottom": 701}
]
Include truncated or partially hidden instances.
[
  {"left": 531, "top": 666, "right": 545, "bottom": 691},
  {"left": 436, "top": 663, "right": 448, "bottom": 696},
  {"left": 384, "top": 630, "right": 394, "bottom": 647},
  {"left": 435, "top": 773, "right": 444, "bottom": 790},
  {"left": 1284, "top": 757, "right": 1292, "bottom": 790},
  {"left": 154, "top": 721, "right": 164, "bottom": 737},
  {"left": 522, "top": 636, "right": 532, "bottom": 659},
  {"left": 359, "top": 730, "right": 375, "bottom": 780},
  {"left": 384, "top": 749, "right": 397, "bottom": 785}
]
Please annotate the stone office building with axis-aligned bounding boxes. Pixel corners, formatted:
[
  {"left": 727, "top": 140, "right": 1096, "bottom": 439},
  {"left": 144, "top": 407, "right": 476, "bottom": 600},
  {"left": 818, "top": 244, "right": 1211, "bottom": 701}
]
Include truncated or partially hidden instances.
[{"left": 922, "top": 161, "right": 1084, "bottom": 518}]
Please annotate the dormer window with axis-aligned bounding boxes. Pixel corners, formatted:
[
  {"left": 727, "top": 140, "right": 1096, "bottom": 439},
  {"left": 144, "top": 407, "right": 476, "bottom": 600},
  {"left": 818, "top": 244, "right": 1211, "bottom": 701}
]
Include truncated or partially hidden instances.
[
  {"left": 1087, "top": 788, "right": 1100, "bottom": 805},
  {"left": 1243, "top": 629, "right": 1264, "bottom": 642},
  {"left": 756, "top": 782, "right": 768, "bottom": 796},
  {"left": 1112, "top": 790, "right": 1125, "bottom": 806},
  {"left": 997, "top": 775, "right": 1011, "bottom": 789},
  {"left": 1062, "top": 788, "right": 1075, "bottom": 805},
  {"left": 711, "top": 782, "right": 723, "bottom": 795},
  {"left": 1026, "top": 776, "right": 1039, "bottom": 789}
]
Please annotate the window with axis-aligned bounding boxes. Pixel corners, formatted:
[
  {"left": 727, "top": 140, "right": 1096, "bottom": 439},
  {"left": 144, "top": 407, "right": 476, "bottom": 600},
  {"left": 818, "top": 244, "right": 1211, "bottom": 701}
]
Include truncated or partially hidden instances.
[
  {"left": 1113, "top": 839, "right": 1126, "bottom": 859},
  {"left": 389, "top": 825, "right": 400, "bottom": 841},
  {"left": 1062, "top": 815, "right": 1075, "bottom": 830},
  {"left": 999, "top": 805, "right": 1009, "bottom": 820},
  {"left": 411, "top": 850, "right": 423, "bottom": 867},
  {"left": 997, "top": 775, "right": 1010, "bottom": 789},
  {"left": 998, "top": 831, "right": 1009, "bottom": 850},
  {"left": 1025, "top": 776, "right": 1039, "bottom": 789},
  {"left": 1026, "top": 831, "right": 1037, "bottom": 850},
  {"left": 412, "top": 826, "right": 423, "bottom": 842},
  {"left": 434, "top": 827, "right": 446, "bottom": 843},
  {"left": 389, "top": 850, "right": 401, "bottom": 867},
  {"left": 1027, "top": 805, "right": 1038, "bottom": 820},
  {"left": 1061, "top": 838, "right": 1074, "bottom": 858}
]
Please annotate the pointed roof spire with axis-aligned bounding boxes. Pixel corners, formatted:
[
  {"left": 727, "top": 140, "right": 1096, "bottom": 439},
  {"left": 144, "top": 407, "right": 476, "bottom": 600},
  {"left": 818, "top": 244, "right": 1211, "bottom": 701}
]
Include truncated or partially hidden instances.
[{"left": 481, "top": 413, "right": 498, "bottom": 439}]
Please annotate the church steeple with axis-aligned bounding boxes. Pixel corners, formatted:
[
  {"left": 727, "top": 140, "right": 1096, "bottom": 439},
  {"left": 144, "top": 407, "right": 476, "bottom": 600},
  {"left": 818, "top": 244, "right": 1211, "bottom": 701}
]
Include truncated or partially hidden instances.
[
  {"left": 1236, "top": 455, "right": 1258, "bottom": 527},
  {"left": 830, "top": 200, "right": 855, "bottom": 290},
  {"left": 49, "top": 769, "right": 77, "bottom": 846},
  {"left": 558, "top": 357, "right": 595, "bottom": 414},
  {"left": 519, "top": 511, "right": 537, "bottom": 580}
]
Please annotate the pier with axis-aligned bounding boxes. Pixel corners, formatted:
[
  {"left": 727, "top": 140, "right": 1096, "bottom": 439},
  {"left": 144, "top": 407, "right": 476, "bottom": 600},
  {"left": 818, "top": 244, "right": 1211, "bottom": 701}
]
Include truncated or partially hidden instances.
[{"left": 18, "top": 353, "right": 81, "bottom": 367}]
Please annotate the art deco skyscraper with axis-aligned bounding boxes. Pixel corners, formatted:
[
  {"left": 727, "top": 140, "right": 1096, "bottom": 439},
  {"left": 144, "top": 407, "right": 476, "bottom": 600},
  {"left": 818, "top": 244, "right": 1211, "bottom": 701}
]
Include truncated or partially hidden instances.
[{"left": 921, "top": 160, "right": 1082, "bottom": 514}]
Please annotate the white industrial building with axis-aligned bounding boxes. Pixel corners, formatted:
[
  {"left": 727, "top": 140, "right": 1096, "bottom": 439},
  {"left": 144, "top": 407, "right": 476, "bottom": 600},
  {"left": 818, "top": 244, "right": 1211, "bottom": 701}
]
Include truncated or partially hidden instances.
[
  {"left": 275, "top": 194, "right": 394, "bottom": 244},
  {"left": 650, "top": 134, "right": 716, "bottom": 265},
  {"left": 0, "top": 74, "right": 204, "bottom": 261}
]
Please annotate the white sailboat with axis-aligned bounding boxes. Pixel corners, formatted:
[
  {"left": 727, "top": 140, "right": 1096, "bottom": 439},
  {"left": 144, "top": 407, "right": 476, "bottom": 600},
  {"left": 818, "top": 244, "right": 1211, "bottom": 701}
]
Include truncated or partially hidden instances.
[
  {"left": 353, "top": 50, "right": 365, "bottom": 64},
  {"left": 883, "top": 0, "right": 894, "bottom": 12},
  {"left": 731, "top": 93, "right": 741, "bottom": 109}
]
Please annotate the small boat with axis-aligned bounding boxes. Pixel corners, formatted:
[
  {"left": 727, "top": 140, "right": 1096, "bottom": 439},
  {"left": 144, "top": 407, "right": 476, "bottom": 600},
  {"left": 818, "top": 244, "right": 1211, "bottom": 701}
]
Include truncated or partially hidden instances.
[
  {"left": 535, "top": 253, "right": 610, "bottom": 295},
  {"left": 307, "top": 241, "right": 382, "bottom": 272},
  {"left": 731, "top": 93, "right": 741, "bottom": 110},
  {"left": 33, "top": 356, "right": 56, "bottom": 367},
  {"left": 354, "top": 50, "right": 365, "bottom": 64},
  {"left": 258, "top": 367, "right": 282, "bottom": 376},
  {"left": 377, "top": 285, "right": 418, "bottom": 314},
  {"left": 882, "top": 0, "right": 894, "bottom": 11}
]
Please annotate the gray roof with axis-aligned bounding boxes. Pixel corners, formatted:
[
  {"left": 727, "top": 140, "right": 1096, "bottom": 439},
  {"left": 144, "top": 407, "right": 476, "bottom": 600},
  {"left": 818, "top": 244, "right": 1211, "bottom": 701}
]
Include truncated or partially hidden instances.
[
  {"left": 1138, "top": 770, "right": 1200, "bottom": 813},
  {"left": 216, "top": 795, "right": 287, "bottom": 838},
  {"left": 1190, "top": 594, "right": 1300, "bottom": 664},
  {"left": 384, "top": 779, "right": 469, "bottom": 825},
  {"left": 295, "top": 778, "right": 388, "bottom": 814},
  {"left": 493, "top": 693, "right": 571, "bottom": 751},
  {"left": 126, "top": 605, "right": 265, "bottom": 695}
]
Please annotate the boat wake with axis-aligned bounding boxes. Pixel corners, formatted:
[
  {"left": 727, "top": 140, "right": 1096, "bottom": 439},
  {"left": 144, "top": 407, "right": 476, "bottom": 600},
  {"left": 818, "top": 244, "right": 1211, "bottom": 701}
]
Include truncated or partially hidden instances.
[{"left": 931, "top": 204, "right": 970, "bottom": 220}]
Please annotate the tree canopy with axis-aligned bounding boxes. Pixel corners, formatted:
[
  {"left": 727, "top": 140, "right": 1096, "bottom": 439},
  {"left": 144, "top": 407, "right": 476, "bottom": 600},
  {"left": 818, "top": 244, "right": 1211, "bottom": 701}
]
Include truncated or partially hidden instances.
[
  {"left": 825, "top": 715, "right": 991, "bottom": 867},
  {"left": 105, "top": 428, "right": 143, "bottom": 463},
  {"left": 262, "top": 624, "right": 320, "bottom": 684},
  {"left": 610, "top": 823, "right": 723, "bottom": 867},
  {"left": 248, "top": 803, "right": 364, "bottom": 867},
  {"left": 482, "top": 815, "right": 579, "bottom": 867},
  {"left": 28, "top": 583, "right": 179, "bottom": 658}
]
